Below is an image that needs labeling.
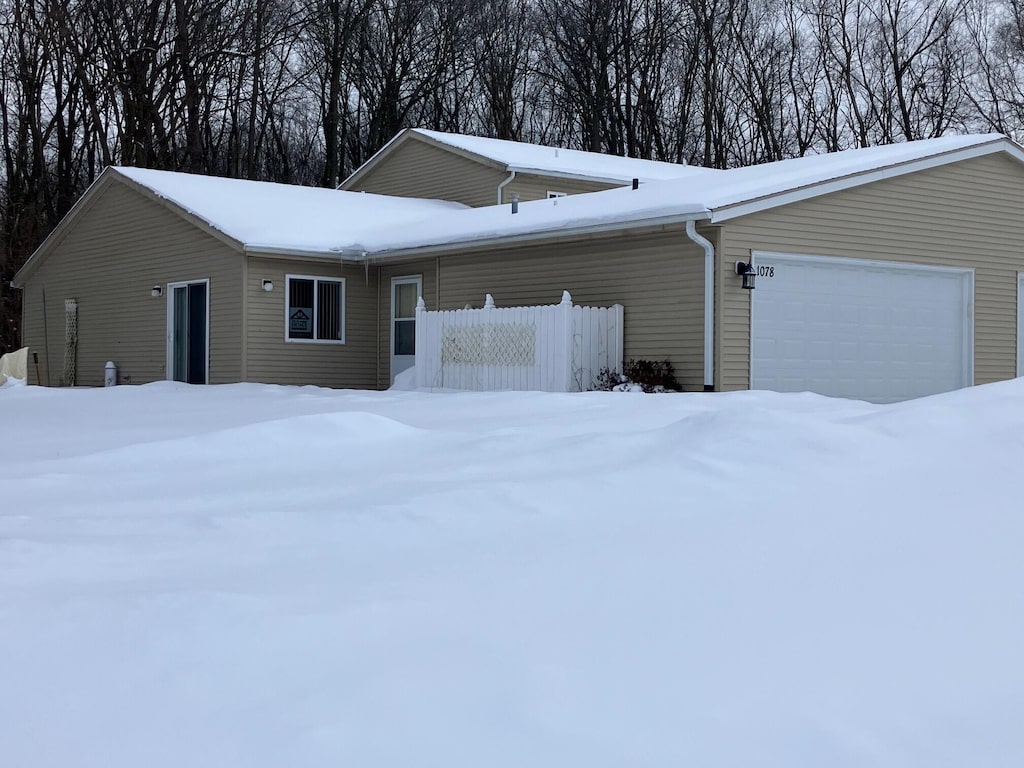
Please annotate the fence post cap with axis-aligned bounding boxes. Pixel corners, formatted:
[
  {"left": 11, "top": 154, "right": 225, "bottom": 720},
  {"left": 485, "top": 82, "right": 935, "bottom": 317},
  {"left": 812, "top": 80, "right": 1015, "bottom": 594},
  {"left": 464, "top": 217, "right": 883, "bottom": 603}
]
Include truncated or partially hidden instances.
[
  {"left": 560, "top": 290, "right": 572, "bottom": 305},
  {"left": 484, "top": 294, "right": 495, "bottom": 308},
  {"left": 416, "top": 296, "right": 426, "bottom": 310}
]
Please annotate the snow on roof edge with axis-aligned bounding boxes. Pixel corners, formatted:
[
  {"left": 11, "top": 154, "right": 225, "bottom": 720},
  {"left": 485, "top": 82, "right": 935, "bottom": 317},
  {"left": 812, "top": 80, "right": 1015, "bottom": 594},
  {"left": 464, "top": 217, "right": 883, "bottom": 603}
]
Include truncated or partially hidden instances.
[
  {"left": 363, "top": 133, "right": 1019, "bottom": 257},
  {"left": 411, "top": 128, "right": 701, "bottom": 182}
]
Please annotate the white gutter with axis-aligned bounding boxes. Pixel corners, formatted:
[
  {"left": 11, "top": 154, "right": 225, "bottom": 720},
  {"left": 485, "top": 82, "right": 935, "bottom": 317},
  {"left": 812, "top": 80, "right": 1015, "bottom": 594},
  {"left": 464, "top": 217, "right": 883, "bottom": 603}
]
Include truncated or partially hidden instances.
[
  {"left": 370, "top": 211, "right": 709, "bottom": 261},
  {"left": 506, "top": 165, "right": 674, "bottom": 186},
  {"left": 685, "top": 219, "right": 715, "bottom": 390},
  {"left": 244, "top": 244, "right": 366, "bottom": 260},
  {"left": 496, "top": 169, "right": 516, "bottom": 205}
]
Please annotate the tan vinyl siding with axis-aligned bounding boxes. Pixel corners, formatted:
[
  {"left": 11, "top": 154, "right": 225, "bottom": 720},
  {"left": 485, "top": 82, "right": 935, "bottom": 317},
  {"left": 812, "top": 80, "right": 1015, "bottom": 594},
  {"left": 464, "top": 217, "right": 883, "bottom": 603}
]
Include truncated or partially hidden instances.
[
  {"left": 350, "top": 138, "right": 507, "bottom": 207},
  {"left": 376, "top": 259, "right": 437, "bottom": 388},
  {"left": 425, "top": 227, "right": 708, "bottom": 390},
  {"left": 19, "top": 179, "right": 242, "bottom": 386},
  {"left": 503, "top": 173, "right": 618, "bottom": 203},
  {"left": 719, "top": 153, "right": 1024, "bottom": 390},
  {"left": 245, "top": 257, "right": 378, "bottom": 388}
]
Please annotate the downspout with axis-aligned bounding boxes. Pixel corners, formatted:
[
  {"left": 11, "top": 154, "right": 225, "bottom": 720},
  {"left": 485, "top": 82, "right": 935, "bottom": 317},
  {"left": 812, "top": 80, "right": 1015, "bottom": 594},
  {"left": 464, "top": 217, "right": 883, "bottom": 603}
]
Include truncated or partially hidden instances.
[
  {"left": 685, "top": 219, "right": 715, "bottom": 391},
  {"left": 375, "top": 260, "right": 381, "bottom": 390},
  {"left": 496, "top": 169, "right": 516, "bottom": 206}
]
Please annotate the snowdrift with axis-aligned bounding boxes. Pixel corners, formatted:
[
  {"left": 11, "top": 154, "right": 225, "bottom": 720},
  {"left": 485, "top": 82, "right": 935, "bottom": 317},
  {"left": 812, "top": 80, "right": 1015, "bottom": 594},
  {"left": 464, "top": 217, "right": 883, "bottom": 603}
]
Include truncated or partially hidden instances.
[{"left": 1, "top": 381, "right": 1022, "bottom": 767}]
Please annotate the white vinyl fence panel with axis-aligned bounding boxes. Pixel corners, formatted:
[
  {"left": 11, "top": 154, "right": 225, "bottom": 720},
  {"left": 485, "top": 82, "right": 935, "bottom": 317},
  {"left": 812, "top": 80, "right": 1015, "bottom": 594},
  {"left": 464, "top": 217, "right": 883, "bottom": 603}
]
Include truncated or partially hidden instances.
[{"left": 414, "top": 291, "right": 624, "bottom": 392}]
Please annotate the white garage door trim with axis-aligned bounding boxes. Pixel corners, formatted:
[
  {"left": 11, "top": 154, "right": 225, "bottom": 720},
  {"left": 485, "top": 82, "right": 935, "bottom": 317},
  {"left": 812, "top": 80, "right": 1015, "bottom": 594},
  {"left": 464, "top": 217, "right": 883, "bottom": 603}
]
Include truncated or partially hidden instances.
[
  {"left": 1018, "top": 272, "right": 1023, "bottom": 377},
  {"left": 750, "top": 251, "right": 974, "bottom": 399}
]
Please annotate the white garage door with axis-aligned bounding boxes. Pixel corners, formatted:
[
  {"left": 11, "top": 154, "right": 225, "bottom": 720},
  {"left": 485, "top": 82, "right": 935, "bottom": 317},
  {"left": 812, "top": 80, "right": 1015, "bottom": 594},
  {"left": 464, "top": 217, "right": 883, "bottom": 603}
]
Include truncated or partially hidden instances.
[{"left": 750, "top": 252, "right": 973, "bottom": 403}]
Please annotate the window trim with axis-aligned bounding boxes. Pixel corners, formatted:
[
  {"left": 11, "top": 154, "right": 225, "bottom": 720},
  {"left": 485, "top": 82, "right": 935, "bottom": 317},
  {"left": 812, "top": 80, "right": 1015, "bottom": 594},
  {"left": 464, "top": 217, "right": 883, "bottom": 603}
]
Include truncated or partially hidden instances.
[{"left": 284, "top": 273, "right": 346, "bottom": 345}]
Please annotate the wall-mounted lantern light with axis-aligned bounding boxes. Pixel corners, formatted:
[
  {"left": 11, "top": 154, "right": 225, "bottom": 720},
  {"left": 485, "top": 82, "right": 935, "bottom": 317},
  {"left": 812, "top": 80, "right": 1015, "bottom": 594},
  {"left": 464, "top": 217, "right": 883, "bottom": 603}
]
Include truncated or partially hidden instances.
[
  {"left": 735, "top": 261, "right": 756, "bottom": 290},
  {"left": 151, "top": 285, "right": 163, "bottom": 297},
  {"left": 262, "top": 279, "right": 274, "bottom": 292}
]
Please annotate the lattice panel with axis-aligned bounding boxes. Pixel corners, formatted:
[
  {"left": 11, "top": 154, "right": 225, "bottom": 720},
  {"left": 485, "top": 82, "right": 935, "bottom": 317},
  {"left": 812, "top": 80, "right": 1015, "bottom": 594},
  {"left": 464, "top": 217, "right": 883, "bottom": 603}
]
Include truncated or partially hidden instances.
[
  {"left": 62, "top": 298, "right": 78, "bottom": 387},
  {"left": 441, "top": 323, "right": 535, "bottom": 366}
]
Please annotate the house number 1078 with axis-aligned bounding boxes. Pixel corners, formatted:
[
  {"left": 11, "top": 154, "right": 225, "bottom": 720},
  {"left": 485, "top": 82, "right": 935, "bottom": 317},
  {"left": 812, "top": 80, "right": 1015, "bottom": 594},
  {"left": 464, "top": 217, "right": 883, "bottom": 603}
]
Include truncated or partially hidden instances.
[{"left": 756, "top": 265, "right": 775, "bottom": 278}]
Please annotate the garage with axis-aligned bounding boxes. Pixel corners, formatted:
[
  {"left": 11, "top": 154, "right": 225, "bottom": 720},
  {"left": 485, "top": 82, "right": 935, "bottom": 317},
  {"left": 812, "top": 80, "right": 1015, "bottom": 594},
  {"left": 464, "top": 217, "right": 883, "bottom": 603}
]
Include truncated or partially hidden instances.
[{"left": 750, "top": 252, "right": 974, "bottom": 403}]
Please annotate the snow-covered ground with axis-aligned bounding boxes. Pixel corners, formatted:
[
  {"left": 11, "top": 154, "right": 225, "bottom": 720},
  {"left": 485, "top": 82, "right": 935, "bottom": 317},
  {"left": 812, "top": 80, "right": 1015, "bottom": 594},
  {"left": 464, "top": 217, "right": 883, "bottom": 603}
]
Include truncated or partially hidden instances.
[{"left": 1, "top": 381, "right": 1022, "bottom": 767}]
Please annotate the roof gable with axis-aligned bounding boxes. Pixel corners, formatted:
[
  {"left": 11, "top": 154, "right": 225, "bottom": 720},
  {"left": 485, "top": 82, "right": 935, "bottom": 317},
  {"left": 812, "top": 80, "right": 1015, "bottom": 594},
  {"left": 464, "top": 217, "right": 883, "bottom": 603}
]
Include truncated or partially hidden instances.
[
  {"left": 340, "top": 129, "right": 507, "bottom": 191},
  {"left": 411, "top": 129, "right": 710, "bottom": 184},
  {"left": 341, "top": 128, "right": 707, "bottom": 190},
  {"left": 13, "top": 170, "right": 120, "bottom": 287}
]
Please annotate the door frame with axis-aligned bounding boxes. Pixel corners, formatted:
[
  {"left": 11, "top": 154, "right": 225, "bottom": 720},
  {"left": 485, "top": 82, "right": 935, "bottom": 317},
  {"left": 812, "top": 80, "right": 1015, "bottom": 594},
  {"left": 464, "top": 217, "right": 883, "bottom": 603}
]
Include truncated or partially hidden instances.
[
  {"left": 749, "top": 250, "right": 975, "bottom": 392},
  {"left": 390, "top": 274, "right": 422, "bottom": 384},
  {"left": 166, "top": 278, "right": 211, "bottom": 384}
]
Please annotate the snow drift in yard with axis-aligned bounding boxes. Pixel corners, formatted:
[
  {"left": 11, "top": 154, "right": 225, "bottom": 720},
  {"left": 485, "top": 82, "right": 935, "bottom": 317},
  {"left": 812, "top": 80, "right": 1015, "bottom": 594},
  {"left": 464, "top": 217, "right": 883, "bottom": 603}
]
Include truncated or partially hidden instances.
[{"left": 1, "top": 381, "right": 1022, "bottom": 768}]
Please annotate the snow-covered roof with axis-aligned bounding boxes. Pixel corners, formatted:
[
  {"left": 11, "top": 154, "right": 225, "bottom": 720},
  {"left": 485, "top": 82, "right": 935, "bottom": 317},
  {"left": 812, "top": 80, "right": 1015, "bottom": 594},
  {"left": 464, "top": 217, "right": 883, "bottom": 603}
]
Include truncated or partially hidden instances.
[
  {"left": 114, "top": 167, "right": 466, "bottom": 255},
  {"left": 411, "top": 128, "right": 709, "bottom": 183},
  {"left": 16, "top": 133, "right": 1014, "bottom": 288},
  {"left": 368, "top": 133, "right": 1019, "bottom": 255}
]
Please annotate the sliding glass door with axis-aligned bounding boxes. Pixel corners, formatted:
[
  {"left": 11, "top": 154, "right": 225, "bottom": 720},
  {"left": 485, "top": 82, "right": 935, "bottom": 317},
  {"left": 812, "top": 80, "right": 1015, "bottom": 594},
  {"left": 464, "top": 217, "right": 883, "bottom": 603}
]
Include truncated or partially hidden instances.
[{"left": 167, "top": 280, "right": 209, "bottom": 384}]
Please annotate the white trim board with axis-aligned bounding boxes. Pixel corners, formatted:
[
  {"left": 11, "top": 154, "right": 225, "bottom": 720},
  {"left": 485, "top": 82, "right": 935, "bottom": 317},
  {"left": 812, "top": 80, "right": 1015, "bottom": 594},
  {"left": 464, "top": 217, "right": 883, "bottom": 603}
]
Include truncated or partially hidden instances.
[{"left": 1018, "top": 272, "right": 1023, "bottom": 377}]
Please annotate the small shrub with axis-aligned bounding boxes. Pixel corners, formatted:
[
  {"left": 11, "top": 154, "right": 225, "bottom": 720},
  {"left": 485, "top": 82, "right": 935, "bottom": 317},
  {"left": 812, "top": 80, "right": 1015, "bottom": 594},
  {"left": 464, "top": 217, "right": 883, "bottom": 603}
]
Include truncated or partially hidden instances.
[
  {"left": 592, "top": 367, "right": 630, "bottom": 391},
  {"left": 623, "top": 359, "right": 680, "bottom": 392},
  {"left": 592, "top": 359, "right": 680, "bottom": 393}
]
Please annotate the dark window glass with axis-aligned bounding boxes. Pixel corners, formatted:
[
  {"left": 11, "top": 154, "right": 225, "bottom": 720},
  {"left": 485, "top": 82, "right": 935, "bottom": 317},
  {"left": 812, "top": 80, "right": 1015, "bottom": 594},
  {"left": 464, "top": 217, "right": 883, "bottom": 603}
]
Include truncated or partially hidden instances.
[
  {"left": 394, "top": 319, "right": 415, "bottom": 355},
  {"left": 317, "top": 280, "right": 342, "bottom": 340},
  {"left": 288, "top": 279, "right": 314, "bottom": 340},
  {"left": 187, "top": 282, "right": 207, "bottom": 384}
]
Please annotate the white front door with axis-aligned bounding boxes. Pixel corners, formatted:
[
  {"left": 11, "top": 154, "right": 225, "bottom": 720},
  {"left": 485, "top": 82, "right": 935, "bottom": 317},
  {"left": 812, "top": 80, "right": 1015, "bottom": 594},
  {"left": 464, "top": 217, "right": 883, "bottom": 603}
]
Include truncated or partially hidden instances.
[
  {"left": 391, "top": 275, "right": 422, "bottom": 384},
  {"left": 750, "top": 252, "right": 973, "bottom": 403},
  {"left": 166, "top": 279, "right": 210, "bottom": 384}
]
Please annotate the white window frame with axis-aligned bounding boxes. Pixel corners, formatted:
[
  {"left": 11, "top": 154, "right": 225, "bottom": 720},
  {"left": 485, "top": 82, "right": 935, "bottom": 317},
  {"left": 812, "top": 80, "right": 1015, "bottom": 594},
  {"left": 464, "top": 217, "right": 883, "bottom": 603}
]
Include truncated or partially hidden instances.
[
  {"left": 165, "top": 278, "right": 211, "bottom": 384},
  {"left": 285, "top": 274, "right": 346, "bottom": 345},
  {"left": 546, "top": 191, "right": 567, "bottom": 199}
]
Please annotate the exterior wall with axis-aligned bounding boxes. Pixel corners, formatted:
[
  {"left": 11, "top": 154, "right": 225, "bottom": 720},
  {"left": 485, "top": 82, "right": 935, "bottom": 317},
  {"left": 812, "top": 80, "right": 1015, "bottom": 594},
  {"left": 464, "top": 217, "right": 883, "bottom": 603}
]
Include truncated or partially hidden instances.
[
  {"left": 350, "top": 137, "right": 624, "bottom": 208},
  {"left": 245, "top": 256, "right": 378, "bottom": 388},
  {"left": 20, "top": 179, "right": 243, "bottom": 386},
  {"left": 348, "top": 138, "right": 508, "bottom": 207},
  {"left": 718, "top": 153, "right": 1024, "bottom": 390},
  {"left": 413, "top": 226, "right": 709, "bottom": 390},
  {"left": 502, "top": 173, "right": 618, "bottom": 203},
  {"left": 376, "top": 258, "right": 438, "bottom": 389}
]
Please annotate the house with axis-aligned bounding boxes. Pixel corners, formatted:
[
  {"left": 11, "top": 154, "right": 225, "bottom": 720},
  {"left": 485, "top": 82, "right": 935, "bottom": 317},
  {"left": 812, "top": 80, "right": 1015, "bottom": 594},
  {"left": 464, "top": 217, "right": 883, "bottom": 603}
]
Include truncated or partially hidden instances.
[
  {"left": 11, "top": 169, "right": 468, "bottom": 389},
  {"left": 12, "top": 130, "right": 1024, "bottom": 402}
]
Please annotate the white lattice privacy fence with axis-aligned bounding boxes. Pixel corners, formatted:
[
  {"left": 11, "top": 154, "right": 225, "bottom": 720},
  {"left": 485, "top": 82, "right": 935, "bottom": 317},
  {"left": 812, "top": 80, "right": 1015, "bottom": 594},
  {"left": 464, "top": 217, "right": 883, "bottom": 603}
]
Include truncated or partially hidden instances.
[
  {"left": 414, "top": 291, "right": 624, "bottom": 392},
  {"left": 62, "top": 298, "right": 78, "bottom": 387}
]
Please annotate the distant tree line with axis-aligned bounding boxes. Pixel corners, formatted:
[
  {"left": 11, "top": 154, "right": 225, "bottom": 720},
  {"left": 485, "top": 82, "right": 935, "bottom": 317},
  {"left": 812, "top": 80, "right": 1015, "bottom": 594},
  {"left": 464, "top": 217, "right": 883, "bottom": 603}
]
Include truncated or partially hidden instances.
[{"left": 3, "top": 0, "right": 1024, "bottom": 353}]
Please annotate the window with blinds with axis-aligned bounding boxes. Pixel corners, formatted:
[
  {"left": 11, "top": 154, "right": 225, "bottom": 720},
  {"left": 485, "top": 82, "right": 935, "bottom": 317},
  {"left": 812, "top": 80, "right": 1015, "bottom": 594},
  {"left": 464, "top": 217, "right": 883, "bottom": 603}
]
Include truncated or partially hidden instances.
[{"left": 286, "top": 275, "right": 345, "bottom": 343}]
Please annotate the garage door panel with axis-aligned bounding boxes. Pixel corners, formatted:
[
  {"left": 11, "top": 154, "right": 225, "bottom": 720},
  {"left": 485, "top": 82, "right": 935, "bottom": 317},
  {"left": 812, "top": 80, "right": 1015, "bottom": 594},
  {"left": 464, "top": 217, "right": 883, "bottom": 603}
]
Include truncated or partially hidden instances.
[{"left": 751, "top": 253, "right": 971, "bottom": 403}]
